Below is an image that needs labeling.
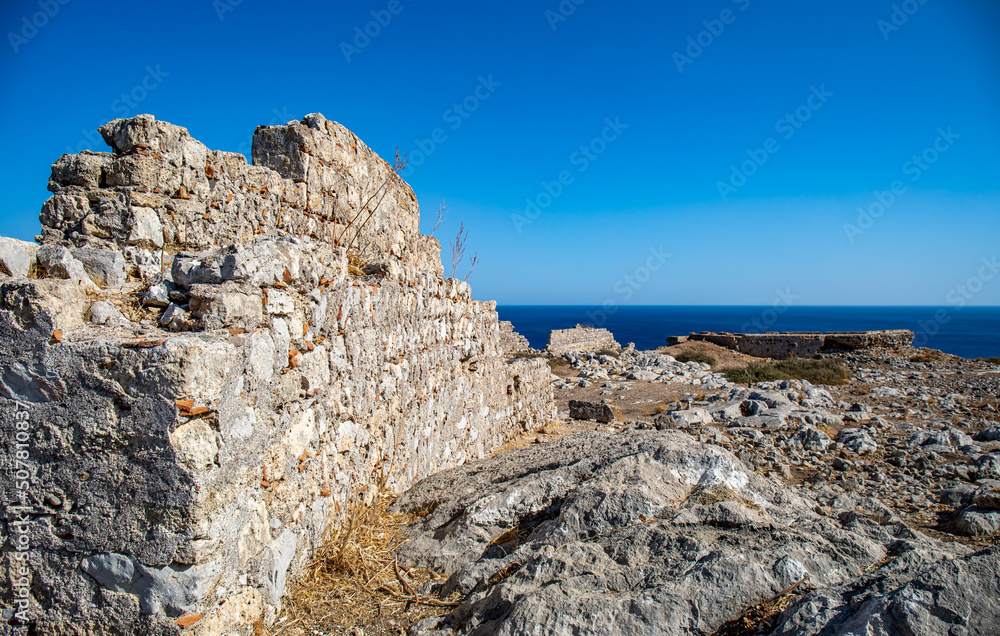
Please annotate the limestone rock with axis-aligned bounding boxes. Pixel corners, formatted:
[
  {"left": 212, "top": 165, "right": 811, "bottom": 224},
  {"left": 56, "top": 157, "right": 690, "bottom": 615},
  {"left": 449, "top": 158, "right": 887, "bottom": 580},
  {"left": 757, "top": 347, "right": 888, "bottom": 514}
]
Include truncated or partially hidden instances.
[
  {"left": 392, "top": 431, "right": 952, "bottom": 636},
  {"left": 568, "top": 400, "right": 619, "bottom": 422},
  {"left": 71, "top": 247, "right": 127, "bottom": 287},
  {"left": 0, "top": 237, "right": 39, "bottom": 278},
  {"left": 773, "top": 547, "right": 1000, "bottom": 636},
  {"left": 37, "top": 244, "right": 91, "bottom": 282},
  {"left": 88, "top": 301, "right": 125, "bottom": 326}
]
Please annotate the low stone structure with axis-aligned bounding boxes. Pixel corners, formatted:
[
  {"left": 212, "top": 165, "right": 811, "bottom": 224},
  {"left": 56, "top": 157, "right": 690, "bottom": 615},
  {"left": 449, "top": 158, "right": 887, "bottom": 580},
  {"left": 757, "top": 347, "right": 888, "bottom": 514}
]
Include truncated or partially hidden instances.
[
  {"left": 681, "top": 330, "right": 914, "bottom": 360},
  {"left": 546, "top": 325, "right": 620, "bottom": 356},
  {"left": 497, "top": 320, "right": 531, "bottom": 355},
  {"left": 0, "top": 114, "right": 554, "bottom": 634}
]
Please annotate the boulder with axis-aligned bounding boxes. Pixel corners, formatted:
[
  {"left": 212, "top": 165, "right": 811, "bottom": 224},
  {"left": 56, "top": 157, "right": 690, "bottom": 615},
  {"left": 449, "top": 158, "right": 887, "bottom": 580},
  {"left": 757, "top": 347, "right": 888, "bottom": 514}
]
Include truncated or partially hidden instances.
[
  {"left": 71, "top": 247, "right": 128, "bottom": 287},
  {"left": 36, "top": 244, "right": 90, "bottom": 282},
  {"left": 0, "top": 237, "right": 39, "bottom": 278},
  {"left": 568, "top": 400, "right": 619, "bottom": 423}
]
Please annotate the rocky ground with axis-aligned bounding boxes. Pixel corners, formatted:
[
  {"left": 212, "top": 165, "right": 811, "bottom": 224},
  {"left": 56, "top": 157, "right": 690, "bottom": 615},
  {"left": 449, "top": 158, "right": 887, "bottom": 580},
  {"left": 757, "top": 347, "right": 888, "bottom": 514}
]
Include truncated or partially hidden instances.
[{"left": 379, "top": 342, "right": 1000, "bottom": 635}]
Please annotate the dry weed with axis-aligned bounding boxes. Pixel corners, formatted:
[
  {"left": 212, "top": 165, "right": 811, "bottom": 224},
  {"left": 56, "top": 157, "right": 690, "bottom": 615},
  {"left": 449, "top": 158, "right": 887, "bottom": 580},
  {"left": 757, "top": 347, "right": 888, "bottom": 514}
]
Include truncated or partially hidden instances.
[{"left": 272, "top": 496, "right": 458, "bottom": 636}]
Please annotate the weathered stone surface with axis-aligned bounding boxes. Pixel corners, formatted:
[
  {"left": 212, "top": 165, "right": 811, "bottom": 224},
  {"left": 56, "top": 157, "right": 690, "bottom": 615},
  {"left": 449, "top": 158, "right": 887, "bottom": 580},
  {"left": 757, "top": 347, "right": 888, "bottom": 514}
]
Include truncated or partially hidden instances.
[
  {"left": 568, "top": 400, "right": 619, "bottom": 422},
  {"left": 1, "top": 114, "right": 551, "bottom": 635},
  {"left": 88, "top": 300, "right": 125, "bottom": 326},
  {"left": 391, "top": 430, "right": 961, "bottom": 636},
  {"left": 685, "top": 330, "right": 914, "bottom": 359},
  {"left": 546, "top": 325, "right": 620, "bottom": 356},
  {"left": 0, "top": 236, "right": 39, "bottom": 278},
  {"left": 36, "top": 244, "right": 91, "bottom": 283},
  {"left": 773, "top": 546, "right": 1000, "bottom": 636},
  {"left": 70, "top": 247, "right": 127, "bottom": 287}
]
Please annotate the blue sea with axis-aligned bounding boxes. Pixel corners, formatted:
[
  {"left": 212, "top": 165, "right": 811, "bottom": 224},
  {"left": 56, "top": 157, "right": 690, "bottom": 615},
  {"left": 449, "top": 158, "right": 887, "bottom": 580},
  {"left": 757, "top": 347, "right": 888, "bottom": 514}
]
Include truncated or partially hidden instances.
[{"left": 496, "top": 306, "right": 1000, "bottom": 360}]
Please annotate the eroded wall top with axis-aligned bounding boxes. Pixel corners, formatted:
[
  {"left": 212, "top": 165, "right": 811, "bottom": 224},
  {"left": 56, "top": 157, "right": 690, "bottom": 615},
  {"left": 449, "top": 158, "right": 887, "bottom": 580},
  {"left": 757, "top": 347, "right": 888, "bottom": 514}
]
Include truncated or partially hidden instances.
[{"left": 38, "top": 113, "right": 442, "bottom": 281}]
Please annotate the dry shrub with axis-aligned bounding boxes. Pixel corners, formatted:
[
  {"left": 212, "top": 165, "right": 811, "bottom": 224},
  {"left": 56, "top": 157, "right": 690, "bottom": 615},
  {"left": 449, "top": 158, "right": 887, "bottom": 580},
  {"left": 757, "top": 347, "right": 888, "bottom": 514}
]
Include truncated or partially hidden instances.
[
  {"left": 675, "top": 351, "right": 716, "bottom": 366},
  {"left": 273, "top": 496, "right": 457, "bottom": 636},
  {"left": 652, "top": 403, "right": 670, "bottom": 415},
  {"left": 710, "top": 578, "right": 811, "bottom": 636},
  {"left": 346, "top": 251, "right": 368, "bottom": 277}
]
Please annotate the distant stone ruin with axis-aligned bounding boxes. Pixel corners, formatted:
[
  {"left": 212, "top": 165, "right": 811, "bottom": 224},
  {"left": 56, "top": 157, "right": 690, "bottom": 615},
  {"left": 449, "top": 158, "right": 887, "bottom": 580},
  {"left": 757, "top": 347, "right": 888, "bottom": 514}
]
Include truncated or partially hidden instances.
[
  {"left": 0, "top": 114, "right": 554, "bottom": 634},
  {"left": 546, "top": 325, "right": 621, "bottom": 356},
  {"left": 673, "top": 330, "right": 914, "bottom": 359}
]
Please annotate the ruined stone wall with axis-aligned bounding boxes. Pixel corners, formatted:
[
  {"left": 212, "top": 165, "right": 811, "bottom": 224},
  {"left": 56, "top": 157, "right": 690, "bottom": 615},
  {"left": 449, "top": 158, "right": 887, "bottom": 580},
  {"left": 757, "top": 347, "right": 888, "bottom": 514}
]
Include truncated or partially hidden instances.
[
  {"left": 546, "top": 325, "right": 621, "bottom": 356},
  {"left": 498, "top": 320, "right": 531, "bottom": 354},
  {"left": 687, "top": 330, "right": 914, "bottom": 359},
  {"left": 0, "top": 115, "right": 553, "bottom": 635}
]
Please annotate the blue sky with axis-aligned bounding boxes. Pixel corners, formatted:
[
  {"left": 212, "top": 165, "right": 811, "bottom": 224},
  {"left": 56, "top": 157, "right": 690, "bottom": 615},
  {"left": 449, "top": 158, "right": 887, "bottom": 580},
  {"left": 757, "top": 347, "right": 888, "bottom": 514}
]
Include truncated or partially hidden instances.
[{"left": 1, "top": 0, "right": 998, "bottom": 305}]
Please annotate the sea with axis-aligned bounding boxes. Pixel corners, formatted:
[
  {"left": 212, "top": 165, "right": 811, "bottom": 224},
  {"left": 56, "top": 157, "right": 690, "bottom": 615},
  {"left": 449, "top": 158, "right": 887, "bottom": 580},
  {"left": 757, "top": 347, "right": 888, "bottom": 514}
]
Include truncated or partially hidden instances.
[{"left": 496, "top": 306, "right": 1000, "bottom": 360}]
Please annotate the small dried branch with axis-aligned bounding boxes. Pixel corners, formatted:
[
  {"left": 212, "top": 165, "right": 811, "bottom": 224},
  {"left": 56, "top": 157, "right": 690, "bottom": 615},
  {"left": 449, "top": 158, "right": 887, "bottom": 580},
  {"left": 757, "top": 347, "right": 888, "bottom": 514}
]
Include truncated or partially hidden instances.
[
  {"left": 393, "top": 146, "right": 408, "bottom": 175},
  {"left": 430, "top": 200, "right": 447, "bottom": 237},
  {"left": 449, "top": 222, "right": 467, "bottom": 279},
  {"left": 463, "top": 253, "right": 479, "bottom": 282}
]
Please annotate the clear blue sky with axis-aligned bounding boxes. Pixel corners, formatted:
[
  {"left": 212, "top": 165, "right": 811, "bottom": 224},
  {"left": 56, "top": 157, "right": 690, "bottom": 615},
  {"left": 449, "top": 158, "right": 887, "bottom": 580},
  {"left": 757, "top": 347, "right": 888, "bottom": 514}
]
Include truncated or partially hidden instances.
[{"left": 2, "top": 0, "right": 998, "bottom": 305}]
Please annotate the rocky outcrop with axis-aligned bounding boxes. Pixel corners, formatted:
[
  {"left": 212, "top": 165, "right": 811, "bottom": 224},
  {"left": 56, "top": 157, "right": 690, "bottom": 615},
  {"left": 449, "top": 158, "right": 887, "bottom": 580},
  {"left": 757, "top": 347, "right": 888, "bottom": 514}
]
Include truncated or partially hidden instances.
[
  {"left": 546, "top": 325, "right": 620, "bottom": 356},
  {"left": 0, "top": 114, "right": 553, "bottom": 634},
  {"left": 391, "top": 430, "right": 977, "bottom": 635}
]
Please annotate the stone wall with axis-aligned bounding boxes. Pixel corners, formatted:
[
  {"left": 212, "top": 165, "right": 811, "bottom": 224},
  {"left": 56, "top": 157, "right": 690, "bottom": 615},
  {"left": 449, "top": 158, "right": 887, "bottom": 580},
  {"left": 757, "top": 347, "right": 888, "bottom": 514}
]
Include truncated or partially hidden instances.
[
  {"left": 546, "top": 325, "right": 621, "bottom": 356},
  {"left": 0, "top": 115, "right": 553, "bottom": 635},
  {"left": 498, "top": 321, "right": 531, "bottom": 355},
  {"left": 686, "top": 330, "right": 914, "bottom": 359}
]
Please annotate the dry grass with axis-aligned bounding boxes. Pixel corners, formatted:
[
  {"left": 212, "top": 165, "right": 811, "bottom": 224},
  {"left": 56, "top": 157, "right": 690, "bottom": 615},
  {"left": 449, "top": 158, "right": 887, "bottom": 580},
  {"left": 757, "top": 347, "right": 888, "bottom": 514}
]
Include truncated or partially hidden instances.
[
  {"left": 547, "top": 358, "right": 570, "bottom": 370},
  {"left": 675, "top": 351, "right": 717, "bottom": 367},
  {"left": 347, "top": 251, "right": 367, "bottom": 277},
  {"left": 710, "top": 578, "right": 810, "bottom": 636},
  {"left": 722, "top": 358, "right": 850, "bottom": 387},
  {"left": 652, "top": 403, "right": 671, "bottom": 415},
  {"left": 272, "top": 496, "right": 458, "bottom": 636}
]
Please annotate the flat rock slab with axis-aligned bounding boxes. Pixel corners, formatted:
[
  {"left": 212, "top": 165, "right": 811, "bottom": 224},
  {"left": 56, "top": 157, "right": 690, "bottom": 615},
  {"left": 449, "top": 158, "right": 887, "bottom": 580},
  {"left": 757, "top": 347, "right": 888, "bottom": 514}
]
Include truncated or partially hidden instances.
[
  {"left": 568, "top": 400, "right": 619, "bottom": 422},
  {"left": 391, "top": 430, "right": 967, "bottom": 636}
]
